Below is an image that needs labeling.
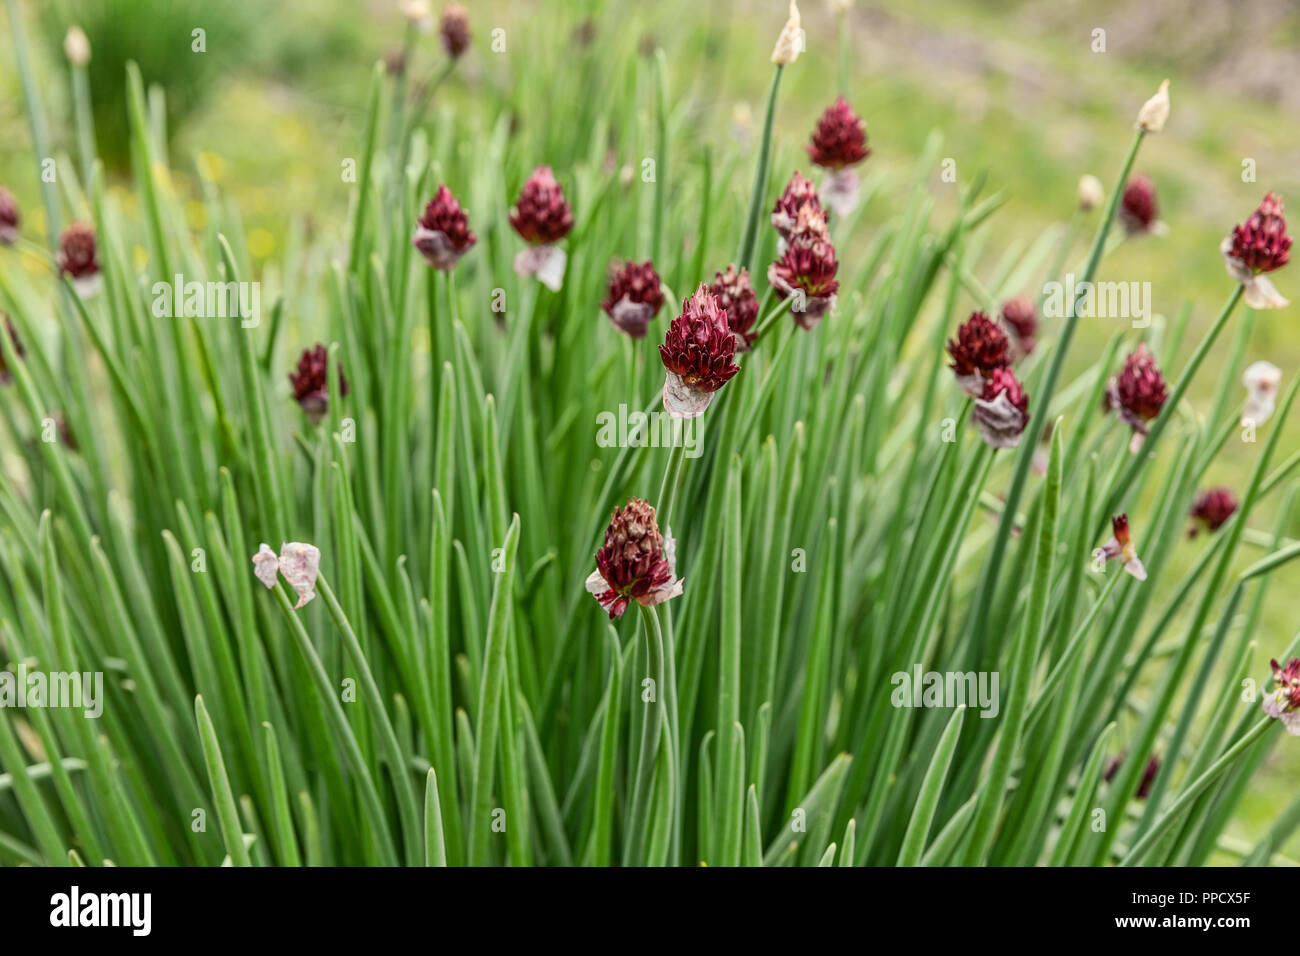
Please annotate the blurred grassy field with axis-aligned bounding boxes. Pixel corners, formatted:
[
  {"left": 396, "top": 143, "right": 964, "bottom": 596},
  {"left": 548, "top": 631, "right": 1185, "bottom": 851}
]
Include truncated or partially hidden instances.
[{"left": 2, "top": 0, "right": 1298, "bottom": 861}]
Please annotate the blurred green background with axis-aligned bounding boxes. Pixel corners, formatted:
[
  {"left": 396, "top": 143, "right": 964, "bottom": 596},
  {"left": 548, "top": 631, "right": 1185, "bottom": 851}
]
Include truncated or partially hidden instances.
[{"left": 2, "top": 0, "right": 1298, "bottom": 861}]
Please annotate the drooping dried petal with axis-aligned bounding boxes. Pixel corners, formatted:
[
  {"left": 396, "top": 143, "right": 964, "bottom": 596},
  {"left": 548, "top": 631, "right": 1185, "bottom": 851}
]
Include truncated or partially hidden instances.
[
  {"left": 586, "top": 498, "right": 682, "bottom": 619},
  {"left": 509, "top": 165, "right": 574, "bottom": 245},
  {"left": 290, "top": 344, "right": 348, "bottom": 425},
  {"left": 658, "top": 285, "right": 740, "bottom": 419},
  {"left": 601, "top": 260, "right": 665, "bottom": 338},
  {"left": 279, "top": 542, "right": 321, "bottom": 609},
  {"left": 707, "top": 264, "right": 759, "bottom": 350},
  {"left": 252, "top": 543, "right": 279, "bottom": 589},
  {"left": 413, "top": 185, "right": 476, "bottom": 271},
  {"left": 513, "top": 244, "right": 567, "bottom": 291},
  {"left": 974, "top": 368, "right": 1030, "bottom": 450},
  {"left": 807, "top": 96, "right": 870, "bottom": 171}
]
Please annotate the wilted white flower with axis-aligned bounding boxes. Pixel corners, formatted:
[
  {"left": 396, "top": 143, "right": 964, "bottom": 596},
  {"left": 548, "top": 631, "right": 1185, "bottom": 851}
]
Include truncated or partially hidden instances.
[
  {"left": 771, "top": 0, "right": 802, "bottom": 65},
  {"left": 1242, "top": 360, "right": 1282, "bottom": 426},
  {"left": 1135, "top": 79, "right": 1170, "bottom": 133}
]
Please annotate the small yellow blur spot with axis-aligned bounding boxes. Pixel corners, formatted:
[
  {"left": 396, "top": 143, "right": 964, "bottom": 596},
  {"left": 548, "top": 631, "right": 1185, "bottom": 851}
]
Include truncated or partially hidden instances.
[
  {"left": 133, "top": 245, "right": 149, "bottom": 273},
  {"left": 247, "top": 228, "right": 275, "bottom": 259},
  {"left": 184, "top": 200, "right": 208, "bottom": 231},
  {"left": 196, "top": 151, "right": 227, "bottom": 184}
]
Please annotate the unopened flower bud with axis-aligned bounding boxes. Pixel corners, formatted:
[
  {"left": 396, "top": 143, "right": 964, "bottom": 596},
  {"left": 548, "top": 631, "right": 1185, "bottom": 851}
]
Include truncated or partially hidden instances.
[
  {"left": 440, "top": 3, "right": 470, "bottom": 58},
  {"left": 771, "top": 0, "right": 802, "bottom": 65},
  {"left": 1106, "top": 344, "right": 1167, "bottom": 452},
  {"left": 64, "top": 26, "right": 91, "bottom": 67},
  {"left": 290, "top": 344, "right": 348, "bottom": 425},
  {"left": 413, "top": 185, "right": 476, "bottom": 271},
  {"left": 1077, "top": 174, "right": 1103, "bottom": 212},
  {"left": 1135, "top": 79, "right": 1170, "bottom": 133},
  {"left": 602, "top": 259, "right": 665, "bottom": 339},
  {"left": 1098, "top": 514, "right": 1146, "bottom": 581},
  {"left": 1188, "top": 487, "right": 1237, "bottom": 538},
  {"left": 1264, "top": 657, "right": 1300, "bottom": 735}
]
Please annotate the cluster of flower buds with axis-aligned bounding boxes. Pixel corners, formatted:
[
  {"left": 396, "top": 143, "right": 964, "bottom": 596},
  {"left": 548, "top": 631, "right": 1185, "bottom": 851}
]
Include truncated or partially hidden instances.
[
  {"left": 1120, "top": 175, "right": 1160, "bottom": 236},
  {"left": 585, "top": 498, "right": 683, "bottom": 619},
  {"left": 707, "top": 264, "right": 759, "bottom": 350},
  {"left": 1263, "top": 657, "right": 1300, "bottom": 735},
  {"left": 947, "top": 312, "right": 1031, "bottom": 449},
  {"left": 0, "top": 316, "right": 24, "bottom": 384},
  {"left": 253, "top": 542, "right": 321, "bottom": 609},
  {"left": 807, "top": 96, "right": 870, "bottom": 216},
  {"left": 510, "top": 165, "right": 574, "bottom": 291},
  {"left": 413, "top": 185, "right": 476, "bottom": 271},
  {"left": 601, "top": 259, "right": 665, "bottom": 339},
  {"left": 1242, "top": 360, "right": 1282, "bottom": 426},
  {"left": 947, "top": 311, "right": 1009, "bottom": 396},
  {"left": 1188, "top": 486, "right": 1237, "bottom": 538},
  {"left": 440, "top": 3, "right": 470, "bottom": 58},
  {"left": 1221, "top": 192, "right": 1291, "bottom": 310},
  {"left": 0, "top": 187, "right": 18, "bottom": 245},
  {"left": 769, "top": 173, "right": 839, "bottom": 328},
  {"left": 999, "top": 296, "right": 1037, "bottom": 359},
  {"left": 290, "top": 344, "right": 348, "bottom": 425},
  {"left": 1097, "top": 514, "right": 1147, "bottom": 581},
  {"left": 659, "top": 285, "right": 740, "bottom": 418},
  {"left": 58, "top": 222, "right": 101, "bottom": 295},
  {"left": 1106, "top": 344, "right": 1167, "bottom": 452}
]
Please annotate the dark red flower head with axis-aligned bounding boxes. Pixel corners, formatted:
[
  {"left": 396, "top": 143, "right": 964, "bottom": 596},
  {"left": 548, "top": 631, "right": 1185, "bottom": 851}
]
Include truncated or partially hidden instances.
[
  {"left": 1120, "top": 175, "right": 1158, "bottom": 234},
  {"left": 0, "top": 316, "right": 24, "bottom": 384},
  {"left": 1228, "top": 192, "right": 1291, "bottom": 275},
  {"left": 440, "top": 3, "right": 470, "bottom": 58},
  {"left": 58, "top": 222, "right": 99, "bottom": 279},
  {"left": 771, "top": 170, "right": 828, "bottom": 242},
  {"left": 602, "top": 259, "right": 665, "bottom": 338},
  {"left": 947, "top": 311, "right": 1009, "bottom": 390},
  {"left": 1107, "top": 344, "right": 1167, "bottom": 431},
  {"left": 1269, "top": 658, "right": 1300, "bottom": 713},
  {"left": 1188, "top": 486, "right": 1237, "bottom": 538},
  {"left": 413, "top": 185, "right": 476, "bottom": 270},
  {"left": 768, "top": 230, "right": 839, "bottom": 330},
  {"left": 807, "top": 96, "right": 871, "bottom": 171},
  {"left": 509, "top": 165, "right": 574, "bottom": 245},
  {"left": 586, "top": 497, "right": 681, "bottom": 619},
  {"left": 659, "top": 285, "right": 740, "bottom": 418},
  {"left": 290, "top": 344, "right": 348, "bottom": 425},
  {"left": 0, "top": 187, "right": 18, "bottom": 245},
  {"left": 1112, "top": 513, "right": 1133, "bottom": 547},
  {"left": 999, "top": 296, "right": 1037, "bottom": 358},
  {"left": 708, "top": 264, "right": 759, "bottom": 350}
]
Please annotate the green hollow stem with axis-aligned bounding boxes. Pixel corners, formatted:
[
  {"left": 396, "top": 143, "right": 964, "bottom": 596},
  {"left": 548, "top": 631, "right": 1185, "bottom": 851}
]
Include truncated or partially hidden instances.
[
  {"left": 968, "top": 127, "right": 1146, "bottom": 666},
  {"left": 737, "top": 65, "right": 784, "bottom": 272},
  {"left": 625, "top": 603, "right": 667, "bottom": 865}
]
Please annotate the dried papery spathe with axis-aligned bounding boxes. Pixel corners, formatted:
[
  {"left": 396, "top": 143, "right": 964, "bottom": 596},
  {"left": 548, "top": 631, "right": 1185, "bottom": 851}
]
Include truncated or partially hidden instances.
[
  {"left": 251, "top": 542, "right": 322, "bottom": 609},
  {"left": 1242, "top": 360, "right": 1282, "bottom": 426}
]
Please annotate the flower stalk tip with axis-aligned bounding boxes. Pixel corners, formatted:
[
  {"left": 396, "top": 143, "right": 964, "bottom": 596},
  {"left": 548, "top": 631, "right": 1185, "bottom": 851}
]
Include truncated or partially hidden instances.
[
  {"left": 770, "top": 0, "right": 802, "bottom": 65},
  {"left": 1135, "top": 79, "right": 1170, "bottom": 133}
]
